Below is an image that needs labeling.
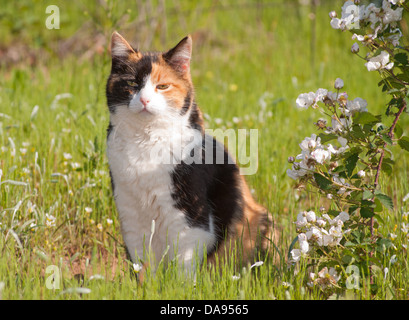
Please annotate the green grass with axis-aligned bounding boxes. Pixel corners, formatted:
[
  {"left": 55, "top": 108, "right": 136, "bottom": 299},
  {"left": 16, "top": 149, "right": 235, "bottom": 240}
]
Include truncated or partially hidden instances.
[{"left": 1, "top": 0, "right": 409, "bottom": 300}]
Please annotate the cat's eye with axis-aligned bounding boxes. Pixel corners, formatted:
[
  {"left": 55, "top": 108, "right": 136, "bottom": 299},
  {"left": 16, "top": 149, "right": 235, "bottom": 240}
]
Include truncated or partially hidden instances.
[
  {"left": 127, "top": 80, "right": 138, "bottom": 87},
  {"left": 156, "top": 84, "right": 170, "bottom": 90}
]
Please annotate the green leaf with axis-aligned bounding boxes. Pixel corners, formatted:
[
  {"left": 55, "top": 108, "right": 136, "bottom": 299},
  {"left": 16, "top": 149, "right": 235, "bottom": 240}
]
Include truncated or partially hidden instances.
[
  {"left": 374, "top": 198, "right": 383, "bottom": 212},
  {"left": 375, "top": 192, "right": 394, "bottom": 210},
  {"left": 374, "top": 214, "right": 385, "bottom": 225},
  {"left": 318, "top": 133, "right": 338, "bottom": 144},
  {"left": 362, "top": 189, "right": 373, "bottom": 200},
  {"left": 287, "top": 236, "right": 299, "bottom": 261},
  {"left": 394, "top": 52, "right": 408, "bottom": 66},
  {"left": 394, "top": 123, "right": 403, "bottom": 139},
  {"left": 345, "top": 153, "right": 359, "bottom": 177},
  {"left": 360, "top": 207, "right": 375, "bottom": 218},
  {"left": 381, "top": 162, "right": 393, "bottom": 176},
  {"left": 381, "top": 133, "right": 392, "bottom": 145},
  {"left": 327, "top": 209, "right": 340, "bottom": 218},
  {"left": 351, "top": 124, "right": 366, "bottom": 139},
  {"left": 313, "top": 173, "right": 332, "bottom": 190},
  {"left": 398, "top": 136, "right": 409, "bottom": 152},
  {"left": 353, "top": 112, "right": 379, "bottom": 125},
  {"left": 376, "top": 238, "right": 393, "bottom": 252}
]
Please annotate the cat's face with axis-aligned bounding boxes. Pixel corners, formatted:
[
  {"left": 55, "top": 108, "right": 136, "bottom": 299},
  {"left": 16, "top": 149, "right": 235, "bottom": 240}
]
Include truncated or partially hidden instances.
[{"left": 106, "top": 32, "right": 193, "bottom": 120}]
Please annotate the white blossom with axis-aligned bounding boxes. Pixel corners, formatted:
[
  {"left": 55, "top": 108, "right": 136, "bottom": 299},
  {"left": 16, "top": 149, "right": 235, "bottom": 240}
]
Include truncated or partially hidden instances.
[
  {"left": 299, "top": 134, "right": 321, "bottom": 152},
  {"left": 365, "top": 51, "right": 394, "bottom": 71},
  {"left": 345, "top": 97, "right": 368, "bottom": 115},
  {"left": 296, "top": 92, "right": 316, "bottom": 109},
  {"left": 306, "top": 211, "right": 316, "bottom": 223},
  {"left": 310, "top": 148, "right": 331, "bottom": 164}
]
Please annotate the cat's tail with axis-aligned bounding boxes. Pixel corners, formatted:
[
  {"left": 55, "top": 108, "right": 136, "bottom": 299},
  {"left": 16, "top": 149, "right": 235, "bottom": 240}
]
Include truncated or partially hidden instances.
[
  {"left": 237, "top": 175, "right": 279, "bottom": 263},
  {"left": 207, "top": 176, "right": 280, "bottom": 269}
]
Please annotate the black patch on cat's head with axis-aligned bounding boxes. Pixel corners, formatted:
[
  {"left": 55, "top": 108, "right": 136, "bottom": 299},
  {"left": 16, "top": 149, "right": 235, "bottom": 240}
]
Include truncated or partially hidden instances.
[{"left": 106, "top": 54, "right": 160, "bottom": 113}]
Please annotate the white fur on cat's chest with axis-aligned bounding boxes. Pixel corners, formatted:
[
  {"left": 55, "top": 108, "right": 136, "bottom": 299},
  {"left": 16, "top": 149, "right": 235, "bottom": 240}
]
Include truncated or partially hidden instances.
[{"left": 107, "top": 111, "right": 215, "bottom": 269}]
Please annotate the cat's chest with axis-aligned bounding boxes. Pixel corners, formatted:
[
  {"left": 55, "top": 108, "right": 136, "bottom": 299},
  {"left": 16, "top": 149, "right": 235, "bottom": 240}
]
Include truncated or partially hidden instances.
[
  {"left": 107, "top": 130, "right": 175, "bottom": 201},
  {"left": 106, "top": 120, "right": 198, "bottom": 209}
]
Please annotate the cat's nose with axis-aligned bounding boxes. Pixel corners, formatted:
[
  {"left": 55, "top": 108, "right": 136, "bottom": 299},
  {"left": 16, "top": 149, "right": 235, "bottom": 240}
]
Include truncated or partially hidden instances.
[{"left": 140, "top": 96, "right": 150, "bottom": 106}]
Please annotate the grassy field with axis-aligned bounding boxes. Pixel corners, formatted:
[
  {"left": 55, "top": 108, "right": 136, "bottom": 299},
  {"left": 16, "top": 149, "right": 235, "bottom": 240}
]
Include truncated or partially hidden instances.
[{"left": 1, "top": 0, "right": 409, "bottom": 300}]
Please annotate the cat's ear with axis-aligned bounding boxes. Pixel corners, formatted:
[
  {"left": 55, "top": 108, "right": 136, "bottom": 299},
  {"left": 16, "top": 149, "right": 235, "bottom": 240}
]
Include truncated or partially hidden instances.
[
  {"left": 163, "top": 35, "right": 192, "bottom": 74},
  {"left": 110, "top": 31, "right": 142, "bottom": 61}
]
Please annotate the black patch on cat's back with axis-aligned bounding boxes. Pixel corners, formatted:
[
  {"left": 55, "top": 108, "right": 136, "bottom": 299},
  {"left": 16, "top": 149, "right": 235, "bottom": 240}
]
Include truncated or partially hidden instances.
[{"left": 171, "top": 135, "right": 243, "bottom": 248}]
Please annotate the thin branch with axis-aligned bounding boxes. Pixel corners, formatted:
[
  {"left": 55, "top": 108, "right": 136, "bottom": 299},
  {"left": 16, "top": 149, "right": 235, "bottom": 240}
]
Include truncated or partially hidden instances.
[{"left": 371, "top": 99, "right": 407, "bottom": 236}]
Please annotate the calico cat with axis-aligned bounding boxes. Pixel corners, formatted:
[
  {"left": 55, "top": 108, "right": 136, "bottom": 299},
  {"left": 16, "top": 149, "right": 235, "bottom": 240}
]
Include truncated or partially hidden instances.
[{"left": 106, "top": 32, "right": 274, "bottom": 272}]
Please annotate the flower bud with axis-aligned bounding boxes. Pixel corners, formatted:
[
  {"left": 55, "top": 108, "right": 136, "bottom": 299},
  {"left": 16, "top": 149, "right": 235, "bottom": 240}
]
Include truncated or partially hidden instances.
[
  {"left": 329, "top": 11, "right": 337, "bottom": 19},
  {"left": 288, "top": 156, "right": 295, "bottom": 163},
  {"left": 315, "top": 119, "right": 327, "bottom": 129},
  {"left": 330, "top": 161, "right": 338, "bottom": 170},
  {"left": 351, "top": 42, "right": 359, "bottom": 54},
  {"left": 334, "top": 78, "right": 344, "bottom": 90}
]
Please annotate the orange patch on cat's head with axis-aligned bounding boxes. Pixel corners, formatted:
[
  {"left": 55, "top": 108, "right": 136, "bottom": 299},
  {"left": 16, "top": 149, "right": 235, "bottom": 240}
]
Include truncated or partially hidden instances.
[{"left": 149, "top": 56, "right": 193, "bottom": 111}]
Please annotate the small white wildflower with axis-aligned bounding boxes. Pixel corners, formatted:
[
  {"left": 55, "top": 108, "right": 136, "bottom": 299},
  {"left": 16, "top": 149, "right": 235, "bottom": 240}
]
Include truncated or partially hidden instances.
[
  {"left": 106, "top": 218, "right": 113, "bottom": 225},
  {"left": 133, "top": 263, "right": 143, "bottom": 273},
  {"left": 357, "top": 170, "right": 366, "bottom": 178},
  {"left": 250, "top": 261, "right": 264, "bottom": 269},
  {"left": 214, "top": 118, "right": 223, "bottom": 125},
  {"left": 390, "top": 255, "right": 398, "bottom": 264},
  {"left": 63, "top": 153, "right": 73, "bottom": 160},
  {"left": 45, "top": 214, "right": 56, "bottom": 227},
  {"left": 384, "top": 267, "right": 389, "bottom": 279},
  {"left": 232, "top": 275, "right": 241, "bottom": 281},
  {"left": 71, "top": 162, "right": 81, "bottom": 170},
  {"left": 85, "top": 207, "right": 93, "bottom": 214},
  {"left": 232, "top": 117, "right": 240, "bottom": 124}
]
